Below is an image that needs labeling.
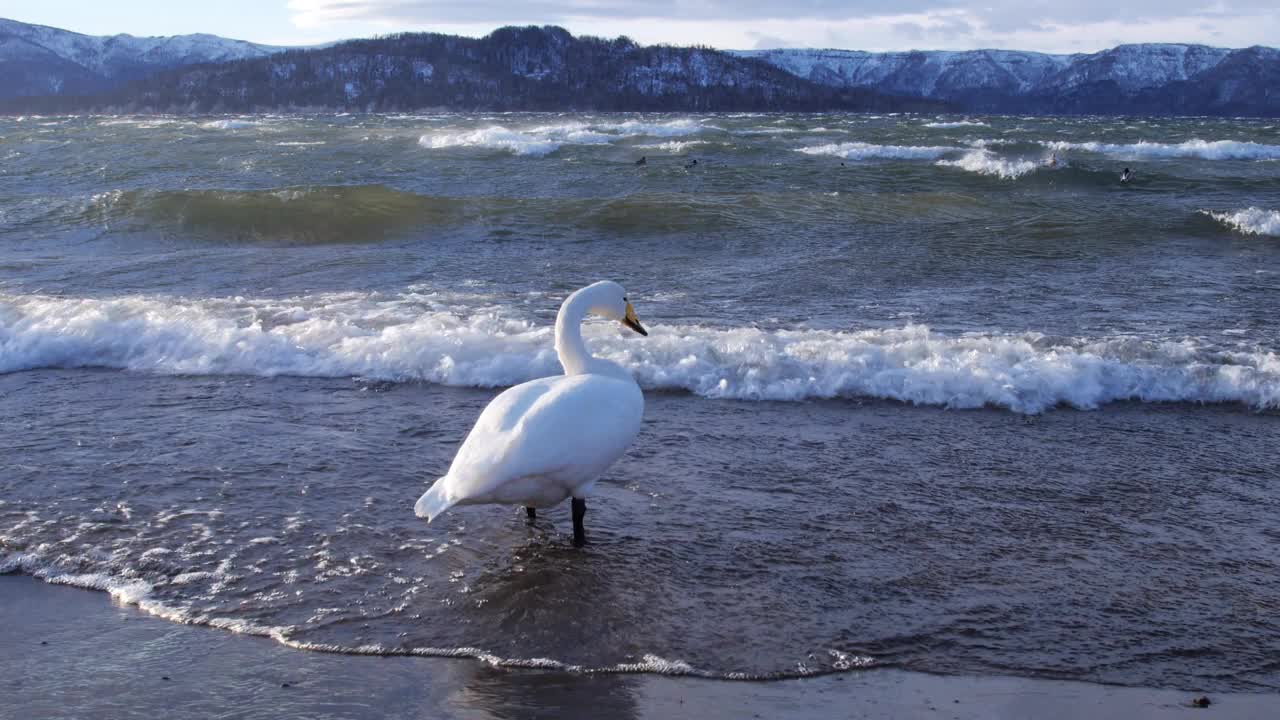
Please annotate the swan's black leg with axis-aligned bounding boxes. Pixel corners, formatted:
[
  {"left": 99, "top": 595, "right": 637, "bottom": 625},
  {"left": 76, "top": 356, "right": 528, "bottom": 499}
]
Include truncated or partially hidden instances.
[
  {"left": 571, "top": 498, "right": 587, "bottom": 547},
  {"left": 525, "top": 506, "right": 536, "bottom": 520}
]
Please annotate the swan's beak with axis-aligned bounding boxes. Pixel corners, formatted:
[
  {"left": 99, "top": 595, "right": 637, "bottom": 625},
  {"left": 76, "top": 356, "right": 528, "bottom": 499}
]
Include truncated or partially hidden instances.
[{"left": 622, "top": 302, "right": 647, "bottom": 336}]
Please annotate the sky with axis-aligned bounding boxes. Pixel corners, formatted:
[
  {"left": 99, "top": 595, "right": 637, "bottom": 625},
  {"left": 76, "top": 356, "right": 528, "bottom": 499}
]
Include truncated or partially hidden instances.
[{"left": 2, "top": 0, "right": 1278, "bottom": 53}]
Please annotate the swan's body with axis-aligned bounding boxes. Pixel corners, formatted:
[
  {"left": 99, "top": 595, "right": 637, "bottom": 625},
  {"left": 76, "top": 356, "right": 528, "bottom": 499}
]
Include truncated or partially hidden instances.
[{"left": 414, "top": 281, "right": 647, "bottom": 545}]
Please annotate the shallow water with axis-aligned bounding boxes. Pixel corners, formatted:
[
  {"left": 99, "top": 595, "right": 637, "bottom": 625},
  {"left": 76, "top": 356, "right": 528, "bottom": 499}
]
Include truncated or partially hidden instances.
[{"left": 1, "top": 112, "right": 1279, "bottom": 690}]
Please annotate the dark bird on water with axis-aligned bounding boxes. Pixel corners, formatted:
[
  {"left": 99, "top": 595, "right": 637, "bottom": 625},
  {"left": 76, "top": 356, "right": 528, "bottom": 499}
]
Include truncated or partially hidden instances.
[
  {"left": 685, "top": 158, "right": 698, "bottom": 169},
  {"left": 635, "top": 156, "right": 646, "bottom": 166}
]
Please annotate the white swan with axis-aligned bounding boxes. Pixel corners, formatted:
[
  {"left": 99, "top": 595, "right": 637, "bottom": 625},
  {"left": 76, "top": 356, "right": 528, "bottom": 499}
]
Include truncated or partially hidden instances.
[{"left": 414, "top": 281, "right": 648, "bottom": 546}]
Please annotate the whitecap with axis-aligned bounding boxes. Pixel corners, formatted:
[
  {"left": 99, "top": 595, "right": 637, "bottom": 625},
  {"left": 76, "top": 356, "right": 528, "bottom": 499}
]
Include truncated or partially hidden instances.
[
  {"left": 925, "top": 120, "right": 988, "bottom": 129},
  {"left": 1, "top": 291, "right": 1277, "bottom": 413},
  {"left": 1046, "top": 139, "right": 1280, "bottom": 161},
  {"left": 599, "top": 118, "right": 706, "bottom": 137},
  {"left": 1200, "top": 208, "right": 1280, "bottom": 236},
  {"left": 200, "top": 119, "right": 259, "bottom": 130},
  {"left": 796, "top": 142, "right": 956, "bottom": 161},
  {"left": 735, "top": 127, "right": 799, "bottom": 135},
  {"left": 99, "top": 118, "right": 183, "bottom": 128},
  {"left": 936, "top": 149, "right": 1039, "bottom": 179},
  {"left": 419, "top": 126, "right": 564, "bottom": 156},
  {"left": 635, "top": 140, "right": 709, "bottom": 152},
  {"left": 419, "top": 123, "right": 614, "bottom": 156}
]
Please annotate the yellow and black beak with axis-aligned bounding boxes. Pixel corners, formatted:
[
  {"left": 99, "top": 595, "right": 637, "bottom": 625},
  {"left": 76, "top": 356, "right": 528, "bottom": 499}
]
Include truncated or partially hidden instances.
[{"left": 622, "top": 301, "right": 647, "bottom": 336}]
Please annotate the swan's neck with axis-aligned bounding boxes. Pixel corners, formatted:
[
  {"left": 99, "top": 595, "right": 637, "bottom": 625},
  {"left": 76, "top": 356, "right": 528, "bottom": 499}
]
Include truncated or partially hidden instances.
[{"left": 555, "top": 290, "right": 594, "bottom": 376}]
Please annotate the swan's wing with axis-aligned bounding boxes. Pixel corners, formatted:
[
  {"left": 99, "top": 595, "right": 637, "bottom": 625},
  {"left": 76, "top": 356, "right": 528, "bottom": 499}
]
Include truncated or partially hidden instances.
[{"left": 442, "top": 374, "right": 643, "bottom": 502}]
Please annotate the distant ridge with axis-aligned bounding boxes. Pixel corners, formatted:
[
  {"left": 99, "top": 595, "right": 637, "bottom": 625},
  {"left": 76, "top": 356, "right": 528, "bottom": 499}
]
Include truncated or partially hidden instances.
[
  {"left": 2, "top": 25, "right": 940, "bottom": 113},
  {"left": 1, "top": 17, "right": 1276, "bottom": 115},
  {"left": 735, "top": 44, "right": 1280, "bottom": 116},
  {"left": 0, "top": 17, "right": 281, "bottom": 100}
]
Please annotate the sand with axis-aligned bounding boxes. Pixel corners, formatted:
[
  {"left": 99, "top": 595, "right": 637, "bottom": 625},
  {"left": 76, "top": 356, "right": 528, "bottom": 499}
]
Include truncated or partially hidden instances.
[{"left": 2, "top": 574, "right": 1275, "bottom": 719}]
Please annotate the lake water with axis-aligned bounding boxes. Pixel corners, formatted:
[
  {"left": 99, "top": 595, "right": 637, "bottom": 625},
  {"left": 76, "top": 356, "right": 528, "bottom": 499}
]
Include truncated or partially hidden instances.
[{"left": 1, "top": 112, "right": 1278, "bottom": 690}]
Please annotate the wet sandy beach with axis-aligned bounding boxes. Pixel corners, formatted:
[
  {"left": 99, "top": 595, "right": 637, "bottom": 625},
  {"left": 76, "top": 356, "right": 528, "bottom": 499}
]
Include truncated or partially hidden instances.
[{"left": 4, "top": 575, "right": 1276, "bottom": 719}]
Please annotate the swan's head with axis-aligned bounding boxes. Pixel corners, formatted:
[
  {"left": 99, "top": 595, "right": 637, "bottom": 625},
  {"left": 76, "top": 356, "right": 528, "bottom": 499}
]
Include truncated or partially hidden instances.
[{"left": 581, "top": 280, "right": 647, "bottom": 336}]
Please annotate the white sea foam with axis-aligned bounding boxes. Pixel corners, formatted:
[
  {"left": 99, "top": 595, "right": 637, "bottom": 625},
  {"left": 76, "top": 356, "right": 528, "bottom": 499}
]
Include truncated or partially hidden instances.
[
  {"left": 200, "top": 119, "right": 259, "bottom": 130},
  {"left": 797, "top": 142, "right": 957, "bottom": 161},
  {"left": 525, "top": 122, "right": 615, "bottom": 144},
  {"left": 3, "top": 552, "right": 158, "bottom": 608},
  {"left": 1046, "top": 139, "right": 1280, "bottom": 161},
  {"left": 925, "top": 120, "right": 988, "bottom": 129},
  {"left": 937, "top": 149, "right": 1040, "bottom": 179},
  {"left": 99, "top": 118, "right": 185, "bottom": 128},
  {"left": 419, "top": 121, "right": 672, "bottom": 155},
  {"left": 419, "top": 126, "right": 567, "bottom": 156},
  {"left": 966, "top": 138, "right": 1016, "bottom": 148},
  {"left": 1, "top": 291, "right": 1277, "bottom": 413},
  {"left": 1201, "top": 208, "right": 1280, "bottom": 237},
  {"left": 1, "top": 549, "right": 867, "bottom": 679},
  {"left": 3, "top": 550, "right": 289, "bottom": 637},
  {"left": 735, "top": 127, "right": 799, "bottom": 135},
  {"left": 635, "top": 140, "right": 708, "bottom": 152},
  {"left": 600, "top": 118, "right": 706, "bottom": 137}
]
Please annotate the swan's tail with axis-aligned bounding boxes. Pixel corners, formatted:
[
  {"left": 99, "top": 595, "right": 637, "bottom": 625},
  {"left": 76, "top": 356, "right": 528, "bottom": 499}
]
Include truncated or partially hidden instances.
[{"left": 414, "top": 479, "right": 456, "bottom": 522}]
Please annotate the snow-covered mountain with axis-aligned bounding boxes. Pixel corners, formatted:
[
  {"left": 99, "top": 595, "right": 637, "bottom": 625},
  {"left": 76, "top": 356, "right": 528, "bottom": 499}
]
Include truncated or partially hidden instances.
[
  {"left": 733, "top": 44, "right": 1279, "bottom": 114},
  {"left": 18, "top": 26, "right": 937, "bottom": 113},
  {"left": 0, "top": 17, "right": 282, "bottom": 98},
  {"left": 1, "top": 17, "right": 1275, "bottom": 115},
  {"left": 736, "top": 48, "right": 1073, "bottom": 98}
]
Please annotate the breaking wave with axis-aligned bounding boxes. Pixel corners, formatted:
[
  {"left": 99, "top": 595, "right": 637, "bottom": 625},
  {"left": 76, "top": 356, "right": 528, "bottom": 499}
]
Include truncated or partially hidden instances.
[
  {"left": 936, "top": 149, "right": 1040, "bottom": 179},
  {"left": 1046, "top": 139, "right": 1280, "bottom": 161},
  {"left": 1200, "top": 208, "right": 1280, "bottom": 237},
  {"left": 924, "top": 120, "right": 988, "bottom": 129},
  {"left": 2, "top": 290, "right": 1277, "bottom": 413},
  {"left": 636, "top": 140, "right": 709, "bottom": 152},
  {"left": 419, "top": 125, "right": 604, "bottom": 156},
  {"left": 796, "top": 142, "right": 956, "bottom": 161},
  {"left": 199, "top": 119, "right": 260, "bottom": 130},
  {"left": 600, "top": 118, "right": 705, "bottom": 137},
  {"left": 419, "top": 119, "right": 708, "bottom": 155}
]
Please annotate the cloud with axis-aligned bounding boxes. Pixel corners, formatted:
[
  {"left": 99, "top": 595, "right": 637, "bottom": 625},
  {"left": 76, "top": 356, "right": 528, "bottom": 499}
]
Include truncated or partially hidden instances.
[
  {"left": 746, "top": 32, "right": 802, "bottom": 50},
  {"left": 284, "top": 0, "right": 1280, "bottom": 52},
  {"left": 288, "top": 0, "right": 1279, "bottom": 27}
]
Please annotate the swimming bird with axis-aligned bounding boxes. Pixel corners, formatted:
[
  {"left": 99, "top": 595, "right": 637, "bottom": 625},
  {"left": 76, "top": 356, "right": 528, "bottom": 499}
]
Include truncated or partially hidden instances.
[
  {"left": 684, "top": 158, "right": 698, "bottom": 169},
  {"left": 414, "top": 281, "right": 648, "bottom": 547},
  {"left": 1121, "top": 167, "right": 1132, "bottom": 183},
  {"left": 635, "top": 156, "right": 646, "bottom": 166}
]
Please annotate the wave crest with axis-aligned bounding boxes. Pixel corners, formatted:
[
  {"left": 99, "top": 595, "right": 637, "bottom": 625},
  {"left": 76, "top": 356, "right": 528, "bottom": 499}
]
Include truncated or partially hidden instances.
[
  {"left": 936, "top": 149, "right": 1040, "bottom": 179},
  {"left": 1046, "top": 139, "right": 1280, "bottom": 161},
  {"left": 924, "top": 120, "right": 988, "bottom": 129},
  {"left": 1200, "top": 208, "right": 1280, "bottom": 237},
  {"left": 419, "top": 125, "right": 590, "bottom": 156},
  {"left": 199, "top": 119, "right": 260, "bottom": 130},
  {"left": 797, "top": 142, "right": 956, "bottom": 161},
  {"left": 419, "top": 119, "right": 708, "bottom": 155},
  {"left": 2, "top": 291, "right": 1277, "bottom": 413},
  {"left": 84, "top": 185, "right": 456, "bottom": 243}
]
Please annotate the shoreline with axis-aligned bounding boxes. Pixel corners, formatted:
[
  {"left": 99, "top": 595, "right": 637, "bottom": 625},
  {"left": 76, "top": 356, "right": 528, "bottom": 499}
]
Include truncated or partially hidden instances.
[{"left": 4, "top": 574, "right": 1276, "bottom": 719}]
